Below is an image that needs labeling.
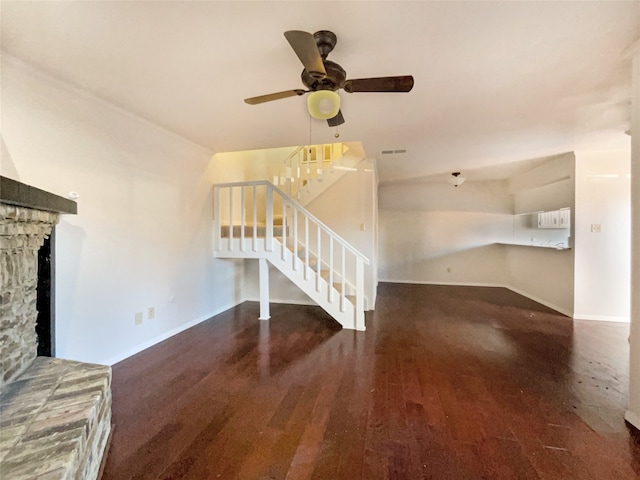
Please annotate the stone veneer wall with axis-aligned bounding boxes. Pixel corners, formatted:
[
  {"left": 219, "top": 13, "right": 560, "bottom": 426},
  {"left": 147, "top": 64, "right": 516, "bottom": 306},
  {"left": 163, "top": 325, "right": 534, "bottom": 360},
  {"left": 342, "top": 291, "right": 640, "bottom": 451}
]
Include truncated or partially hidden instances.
[{"left": 1, "top": 204, "right": 60, "bottom": 387}]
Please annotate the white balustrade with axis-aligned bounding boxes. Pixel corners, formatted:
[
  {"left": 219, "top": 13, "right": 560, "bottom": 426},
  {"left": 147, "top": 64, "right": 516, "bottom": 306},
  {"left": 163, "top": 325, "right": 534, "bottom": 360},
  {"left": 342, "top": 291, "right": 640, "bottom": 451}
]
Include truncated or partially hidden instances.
[
  {"left": 280, "top": 143, "right": 346, "bottom": 200},
  {"left": 212, "top": 180, "right": 369, "bottom": 330}
]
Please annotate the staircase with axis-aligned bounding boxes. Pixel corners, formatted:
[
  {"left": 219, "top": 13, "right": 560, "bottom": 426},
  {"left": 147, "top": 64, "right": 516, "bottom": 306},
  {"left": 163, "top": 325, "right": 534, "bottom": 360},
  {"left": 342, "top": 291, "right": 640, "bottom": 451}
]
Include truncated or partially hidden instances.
[
  {"left": 213, "top": 180, "right": 369, "bottom": 330},
  {"left": 274, "top": 142, "right": 364, "bottom": 207}
]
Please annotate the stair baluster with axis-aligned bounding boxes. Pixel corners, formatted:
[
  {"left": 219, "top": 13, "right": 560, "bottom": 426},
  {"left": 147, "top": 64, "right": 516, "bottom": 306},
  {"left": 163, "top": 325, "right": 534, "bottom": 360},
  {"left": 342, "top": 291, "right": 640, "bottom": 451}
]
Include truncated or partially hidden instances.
[{"left": 240, "top": 186, "right": 245, "bottom": 252}]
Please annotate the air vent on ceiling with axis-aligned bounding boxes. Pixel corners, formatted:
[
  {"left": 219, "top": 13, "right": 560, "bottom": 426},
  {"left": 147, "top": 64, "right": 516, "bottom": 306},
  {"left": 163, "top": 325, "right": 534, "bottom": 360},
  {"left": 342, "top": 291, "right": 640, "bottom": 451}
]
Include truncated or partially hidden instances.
[{"left": 381, "top": 149, "right": 407, "bottom": 155}]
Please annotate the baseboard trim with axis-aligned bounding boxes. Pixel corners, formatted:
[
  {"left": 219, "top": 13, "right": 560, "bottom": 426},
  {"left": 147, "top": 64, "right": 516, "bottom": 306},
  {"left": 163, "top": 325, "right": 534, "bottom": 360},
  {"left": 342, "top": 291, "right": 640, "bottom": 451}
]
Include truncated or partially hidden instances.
[
  {"left": 573, "top": 314, "right": 630, "bottom": 323},
  {"left": 502, "top": 285, "right": 573, "bottom": 317},
  {"left": 625, "top": 410, "right": 640, "bottom": 431},
  {"left": 379, "top": 279, "right": 501, "bottom": 288},
  {"left": 101, "top": 302, "right": 240, "bottom": 365}
]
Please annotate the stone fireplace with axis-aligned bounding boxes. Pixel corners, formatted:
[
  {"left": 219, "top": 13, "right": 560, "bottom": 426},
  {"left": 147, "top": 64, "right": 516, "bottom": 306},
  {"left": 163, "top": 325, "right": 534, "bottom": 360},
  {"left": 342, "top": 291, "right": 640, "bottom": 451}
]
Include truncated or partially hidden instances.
[
  {"left": 1, "top": 203, "right": 60, "bottom": 386},
  {"left": 0, "top": 176, "right": 112, "bottom": 479}
]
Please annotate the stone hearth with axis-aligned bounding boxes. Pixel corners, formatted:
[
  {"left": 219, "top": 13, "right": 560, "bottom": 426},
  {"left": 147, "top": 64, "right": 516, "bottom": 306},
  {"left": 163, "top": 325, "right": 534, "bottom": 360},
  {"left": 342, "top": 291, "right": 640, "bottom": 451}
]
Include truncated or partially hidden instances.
[
  {"left": 0, "top": 358, "right": 111, "bottom": 479},
  {"left": 1, "top": 177, "right": 112, "bottom": 480}
]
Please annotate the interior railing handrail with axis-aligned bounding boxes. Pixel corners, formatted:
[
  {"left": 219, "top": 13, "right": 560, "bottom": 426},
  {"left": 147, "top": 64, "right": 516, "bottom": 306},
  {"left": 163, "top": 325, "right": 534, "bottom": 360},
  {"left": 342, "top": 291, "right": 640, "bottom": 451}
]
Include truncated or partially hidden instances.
[
  {"left": 214, "top": 180, "right": 370, "bottom": 265},
  {"left": 284, "top": 145, "right": 306, "bottom": 163}
]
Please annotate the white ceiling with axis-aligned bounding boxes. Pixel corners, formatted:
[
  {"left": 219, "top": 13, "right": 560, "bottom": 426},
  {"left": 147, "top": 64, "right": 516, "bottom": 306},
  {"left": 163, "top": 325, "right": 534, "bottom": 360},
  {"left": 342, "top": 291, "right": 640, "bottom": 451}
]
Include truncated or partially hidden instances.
[{"left": 1, "top": 1, "right": 638, "bottom": 184}]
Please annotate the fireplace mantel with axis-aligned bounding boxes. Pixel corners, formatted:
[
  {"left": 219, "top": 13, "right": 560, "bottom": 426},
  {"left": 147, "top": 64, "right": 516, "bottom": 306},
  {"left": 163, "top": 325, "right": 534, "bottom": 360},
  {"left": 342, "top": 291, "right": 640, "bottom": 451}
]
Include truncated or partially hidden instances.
[{"left": 0, "top": 176, "right": 77, "bottom": 214}]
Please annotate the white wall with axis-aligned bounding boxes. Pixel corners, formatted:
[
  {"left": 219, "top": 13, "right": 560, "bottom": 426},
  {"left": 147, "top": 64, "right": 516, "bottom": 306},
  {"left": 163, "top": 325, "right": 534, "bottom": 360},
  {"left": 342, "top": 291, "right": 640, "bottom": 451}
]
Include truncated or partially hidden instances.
[
  {"left": 625, "top": 45, "right": 640, "bottom": 431},
  {"left": 574, "top": 149, "right": 631, "bottom": 322},
  {"left": 1, "top": 57, "right": 244, "bottom": 365},
  {"left": 378, "top": 181, "right": 513, "bottom": 286}
]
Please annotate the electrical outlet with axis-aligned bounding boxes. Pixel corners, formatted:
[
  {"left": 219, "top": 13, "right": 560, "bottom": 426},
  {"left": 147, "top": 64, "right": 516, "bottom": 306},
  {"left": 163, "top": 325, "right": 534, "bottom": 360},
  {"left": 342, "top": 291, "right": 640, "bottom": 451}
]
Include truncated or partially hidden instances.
[
  {"left": 148, "top": 307, "right": 155, "bottom": 319},
  {"left": 591, "top": 224, "right": 602, "bottom": 233},
  {"left": 134, "top": 312, "right": 143, "bottom": 325}
]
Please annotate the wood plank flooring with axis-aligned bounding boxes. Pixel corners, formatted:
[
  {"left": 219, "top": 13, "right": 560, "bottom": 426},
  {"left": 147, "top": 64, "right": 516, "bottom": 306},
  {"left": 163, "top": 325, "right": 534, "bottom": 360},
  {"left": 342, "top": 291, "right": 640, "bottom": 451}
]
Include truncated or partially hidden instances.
[{"left": 102, "top": 284, "right": 640, "bottom": 479}]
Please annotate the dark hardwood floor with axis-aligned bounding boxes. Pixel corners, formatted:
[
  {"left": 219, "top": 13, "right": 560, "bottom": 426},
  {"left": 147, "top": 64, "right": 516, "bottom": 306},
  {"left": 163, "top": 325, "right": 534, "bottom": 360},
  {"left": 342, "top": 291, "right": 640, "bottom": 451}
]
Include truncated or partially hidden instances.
[{"left": 103, "top": 283, "right": 640, "bottom": 479}]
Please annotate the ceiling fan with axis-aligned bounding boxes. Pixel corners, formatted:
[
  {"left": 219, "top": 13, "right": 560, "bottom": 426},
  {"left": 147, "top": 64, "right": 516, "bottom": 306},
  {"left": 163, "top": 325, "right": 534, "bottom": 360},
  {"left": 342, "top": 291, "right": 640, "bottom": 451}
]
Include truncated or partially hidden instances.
[{"left": 244, "top": 30, "right": 414, "bottom": 127}]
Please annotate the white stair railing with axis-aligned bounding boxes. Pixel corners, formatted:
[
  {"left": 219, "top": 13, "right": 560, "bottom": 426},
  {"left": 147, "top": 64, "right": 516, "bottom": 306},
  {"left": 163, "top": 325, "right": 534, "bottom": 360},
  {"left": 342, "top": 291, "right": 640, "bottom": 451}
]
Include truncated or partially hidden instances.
[
  {"left": 278, "top": 143, "right": 347, "bottom": 200},
  {"left": 213, "top": 180, "right": 368, "bottom": 330}
]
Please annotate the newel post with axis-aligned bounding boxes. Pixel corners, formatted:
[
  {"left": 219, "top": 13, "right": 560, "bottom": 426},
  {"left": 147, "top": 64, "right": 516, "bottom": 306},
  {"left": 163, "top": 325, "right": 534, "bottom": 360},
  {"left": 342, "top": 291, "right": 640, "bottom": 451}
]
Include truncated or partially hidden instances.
[
  {"left": 212, "top": 186, "right": 220, "bottom": 252},
  {"left": 266, "top": 184, "right": 273, "bottom": 252},
  {"left": 355, "top": 256, "right": 365, "bottom": 331},
  {"left": 258, "top": 258, "right": 270, "bottom": 321}
]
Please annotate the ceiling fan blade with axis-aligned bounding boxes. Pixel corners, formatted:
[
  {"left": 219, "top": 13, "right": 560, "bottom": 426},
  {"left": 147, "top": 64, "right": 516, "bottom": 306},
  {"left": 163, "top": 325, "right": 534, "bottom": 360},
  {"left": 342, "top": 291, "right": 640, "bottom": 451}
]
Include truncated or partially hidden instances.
[
  {"left": 343, "top": 75, "right": 414, "bottom": 93},
  {"left": 327, "top": 110, "right": 345, "bottom": 127},
  {"left": 244, "top": 89, "right": 307, "bottom": 105},
  {"left": 284, "top": 30, "right": 326, "bottom": 79}
]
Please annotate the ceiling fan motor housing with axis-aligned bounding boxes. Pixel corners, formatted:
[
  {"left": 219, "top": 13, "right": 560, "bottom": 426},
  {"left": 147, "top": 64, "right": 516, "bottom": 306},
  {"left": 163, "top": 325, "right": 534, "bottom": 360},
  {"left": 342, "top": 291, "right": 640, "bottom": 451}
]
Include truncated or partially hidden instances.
[
  {"left": 302, "top": 60, "right": 346, "bottom": 91},
  {"left": 313, "top": 30, "right": 337, "bottom": 59}
]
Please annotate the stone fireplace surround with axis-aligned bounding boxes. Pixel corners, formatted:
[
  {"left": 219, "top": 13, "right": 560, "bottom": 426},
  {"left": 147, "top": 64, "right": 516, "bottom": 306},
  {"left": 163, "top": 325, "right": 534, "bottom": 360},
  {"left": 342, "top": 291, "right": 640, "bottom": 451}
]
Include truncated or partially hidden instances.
[{"left": 1, "top": 176, "right": 112, "bottom": 479}]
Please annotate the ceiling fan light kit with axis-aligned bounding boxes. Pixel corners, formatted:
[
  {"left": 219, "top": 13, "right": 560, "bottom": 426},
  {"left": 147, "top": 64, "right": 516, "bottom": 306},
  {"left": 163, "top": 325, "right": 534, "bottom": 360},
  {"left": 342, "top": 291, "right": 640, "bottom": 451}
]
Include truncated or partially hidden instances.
[
  {"left": 244, "top": 30, "right": 414, "bottom": 127},
  {"left": 307, "top": 91, "right": 340, "bottom": 120}
]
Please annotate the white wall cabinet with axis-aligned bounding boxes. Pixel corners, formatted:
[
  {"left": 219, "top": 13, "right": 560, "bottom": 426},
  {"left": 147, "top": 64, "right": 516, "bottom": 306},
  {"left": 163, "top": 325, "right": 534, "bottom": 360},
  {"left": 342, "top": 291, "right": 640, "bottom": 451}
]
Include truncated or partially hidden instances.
[{"left": 537, "top": 209, "right": 570, "bottom": 229}]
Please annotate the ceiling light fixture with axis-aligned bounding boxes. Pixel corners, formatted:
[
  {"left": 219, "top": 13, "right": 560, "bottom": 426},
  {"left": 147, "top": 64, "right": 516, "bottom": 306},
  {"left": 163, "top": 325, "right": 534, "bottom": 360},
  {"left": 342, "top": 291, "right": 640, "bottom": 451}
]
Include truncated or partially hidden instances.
[
  {"left": 307, "top": 90, "right": 340, "bottom": 120},
  {"left": 448, "top": 172, "right": 466, "bottom": 187}
]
